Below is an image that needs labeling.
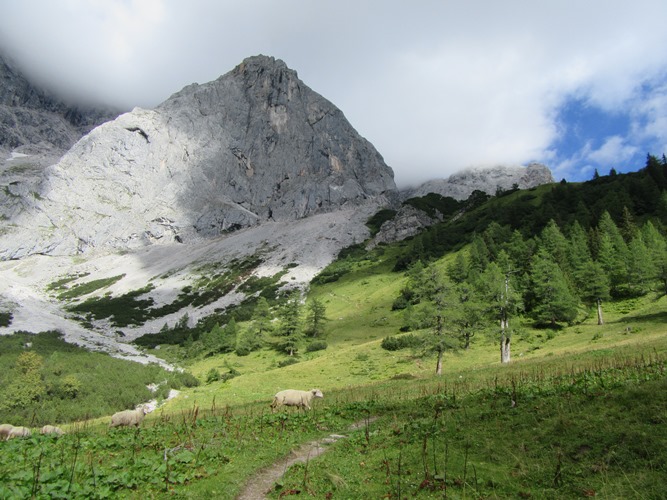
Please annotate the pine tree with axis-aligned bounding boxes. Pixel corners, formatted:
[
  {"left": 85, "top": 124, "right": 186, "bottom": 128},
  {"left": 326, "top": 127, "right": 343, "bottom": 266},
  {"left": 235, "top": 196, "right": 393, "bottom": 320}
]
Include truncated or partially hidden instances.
[
  {"left": 568, "top": 221, "right": 594, "bottom": 290},
  {"left": 529, "top": 248, "right": 579, "bottom": 327},
  {"left": 277, "top": 292, "right": 303, "bottom": 356},
  {"left": 220, "top": 318, "right": 238, "bottom": 353},
  {"left": 595, "top": 211, "right": 630, "bottom": 295},
  {"left": 642, "top": 221, "right": 667, "bottom": 294},
  {"left": 447, "top": 251, "right": 469, "bottom": 284},
  {"left": 577, "top": 260, "right": 610, "bottom": 325},
  {"left": 469, "top": 235, "right": 490, "bottom": 274},
  {"left": 627, "top": 234, "right": 655, "bottom": 296},
  {"left": 477, "top": 258, "right": 522, "bottom": 363},
  {"left": 415, "top": 264, "right": 456, "bottom": 375},
  {"left": 450, "top": 281, "right": 485, "bottom": 349},
  {"left": 305, "top": 297, "right": 327, "bottom": 338},
  {"left": 540, "top": 220, "right": 570, "bottom": 274}
]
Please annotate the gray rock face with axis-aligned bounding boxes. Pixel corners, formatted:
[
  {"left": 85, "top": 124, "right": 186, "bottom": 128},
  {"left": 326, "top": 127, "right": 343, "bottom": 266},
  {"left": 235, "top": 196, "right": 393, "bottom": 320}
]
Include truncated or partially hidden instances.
[
  {"left": 401, "top": 163, "right": 554, "bottom": 200},
  {"left": 367, "top": 205, "right": 441, "bottom": 249},
  {"left": 0, "top": 53, "right": 118, "bottom": 152},
  {"left": 1, "top": 55, "right": 398, "bottom": 259}
]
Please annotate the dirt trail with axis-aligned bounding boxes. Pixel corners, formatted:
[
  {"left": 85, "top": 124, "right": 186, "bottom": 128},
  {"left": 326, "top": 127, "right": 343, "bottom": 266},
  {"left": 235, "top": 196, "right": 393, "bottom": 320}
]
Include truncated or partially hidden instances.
[{"left": 236, "top": 417, "right": 376, "bottom": 500}]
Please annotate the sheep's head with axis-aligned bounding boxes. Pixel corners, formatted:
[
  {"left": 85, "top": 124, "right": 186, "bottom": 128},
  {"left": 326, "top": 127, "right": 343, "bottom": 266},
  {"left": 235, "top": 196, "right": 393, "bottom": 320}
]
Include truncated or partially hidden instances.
[{"left": 312, "top": 389, "right": 324, "bottom": 398}]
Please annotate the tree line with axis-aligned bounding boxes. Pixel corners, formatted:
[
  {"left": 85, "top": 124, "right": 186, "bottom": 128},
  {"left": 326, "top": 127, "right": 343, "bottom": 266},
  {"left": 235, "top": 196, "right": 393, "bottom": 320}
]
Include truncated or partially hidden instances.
[{"left": 389, "top": 204, "right": 667, "bottom": 372}]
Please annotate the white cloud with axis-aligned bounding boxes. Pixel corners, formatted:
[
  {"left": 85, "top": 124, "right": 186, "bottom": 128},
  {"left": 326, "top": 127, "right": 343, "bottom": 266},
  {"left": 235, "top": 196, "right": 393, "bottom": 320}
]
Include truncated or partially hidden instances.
[
  {"left": 2, "top": 0, "right": 667, "bottom": 186},
  {"left": 587, "top": 136, "right": 638, "bottom": 165}
]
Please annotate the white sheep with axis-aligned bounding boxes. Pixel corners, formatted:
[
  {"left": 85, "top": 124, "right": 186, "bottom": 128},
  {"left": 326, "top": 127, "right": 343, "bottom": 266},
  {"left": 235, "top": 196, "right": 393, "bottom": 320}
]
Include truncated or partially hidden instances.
[
  {"left": 6, "top": 426, "right": 32, "bottom": 439},
  {"left": 110, "top": 406, "right": 148, "bottom": 428},
  {"left": 0, "top": 424, "right": 14, "bottom": 440},
  {"left": 271, "top": 388, "right": 324, "bottom": 411},
  {"left": 40, "top": 425, "right": 65, "bottom": 436}
]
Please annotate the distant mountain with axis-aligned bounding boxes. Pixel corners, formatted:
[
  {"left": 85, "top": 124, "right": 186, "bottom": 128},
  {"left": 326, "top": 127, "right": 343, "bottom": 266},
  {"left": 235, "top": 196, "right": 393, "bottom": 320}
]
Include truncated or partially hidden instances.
[
  {"left": 0, "top": 52, "right": 118, "bottom": 154},
  {"left": 0, "top": 55, "right": 398, "bottom": 259},
  {"left": 401, "top": 162, "right": 554, "bottom": 200}
]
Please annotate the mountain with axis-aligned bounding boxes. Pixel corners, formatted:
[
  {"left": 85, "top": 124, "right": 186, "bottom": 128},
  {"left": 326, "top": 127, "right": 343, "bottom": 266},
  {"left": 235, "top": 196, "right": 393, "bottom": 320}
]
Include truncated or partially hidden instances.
[
  {"left": 0, "top": 55, "right": 398, "bottom": 260},
  {"left": 0, "top": 53, "right": 118, "bottom": 154},
  {"left": 0, "top": 53, "right": 557, "bottom": 361},
  {"left": 401, "top": 162, "right": 554, "bottom": 200}
]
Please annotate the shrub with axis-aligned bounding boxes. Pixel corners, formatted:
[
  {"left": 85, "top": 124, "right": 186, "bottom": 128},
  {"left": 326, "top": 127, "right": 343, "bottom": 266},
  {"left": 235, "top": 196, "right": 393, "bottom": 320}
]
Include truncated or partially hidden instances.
[
  {"left": 206, "top": 368, "right": 221, "bottom": 384},
  {"left": 278, "top": 357, "right": 299, "bottom": 368},
  {"left": 305, "top": 340, "right": 328, "bottom": 352},
  {"left": 169, "top": 370, "right": 200, "bottom": 389},
  {"left": 381, "top": 334, "right": 421, "bottom": 351},
  {"left": 0, "top": 312, "right": 12, "bottom": 327}
]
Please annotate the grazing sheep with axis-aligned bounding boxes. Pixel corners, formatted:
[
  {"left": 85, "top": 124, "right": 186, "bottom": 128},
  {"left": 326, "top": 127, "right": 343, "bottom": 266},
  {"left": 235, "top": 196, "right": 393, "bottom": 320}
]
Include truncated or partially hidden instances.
[
  {"left": 40, "top": 425, "right": 64, "bottom": 436},
  {"left": 6, "top": 426, "right": 31, "bottom": 439},
  {"left": 271, "top": 388, "right": 324, "bottom": 411},
  {"left": 110, "top": 406, "right": 147, "bottom": 428},
  {"left": 0, "top": 424, "right": 14, "bottom": 440}
]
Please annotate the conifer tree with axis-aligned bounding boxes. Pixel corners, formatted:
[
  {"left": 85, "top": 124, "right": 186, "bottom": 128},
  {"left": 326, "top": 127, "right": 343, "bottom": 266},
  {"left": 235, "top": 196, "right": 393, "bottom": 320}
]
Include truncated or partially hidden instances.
[
  {"left": 416, "top": 264, "right": 455, "bottom": 375},
  {"left": 305, "top": 297, "right": 327, "bottom": 338},
  {"left": 577, "top": 260, "right": 610, "bottom": 325},
  {"left": 447, "top": 251, "right": 469, "bottom": 284},
  {"left": 627, "top": 234, "right": 655, "bottom": 296},
  {"left": 540, "top": 220, "right": 570, "bottom": 274},
  {"left": 477, "top": 255, "right": 522, "bottom": 363},
  {"left": 595, "top": 211, "right": 630, "bottom": 295},
  {"left": 568, "top": 221, "right": 594, "bottom": 290},
  {"left": 277, "top": 292, "right": 303, "bottom": 356},
  {"left": 450, "top": 281, "right": 485, "bottom": 349},
  {"left": 642, "top": 221, "right": 667, "bottom": 294},
  {"left": 529, "top": 248, "right": 578, "bottom": 327}
]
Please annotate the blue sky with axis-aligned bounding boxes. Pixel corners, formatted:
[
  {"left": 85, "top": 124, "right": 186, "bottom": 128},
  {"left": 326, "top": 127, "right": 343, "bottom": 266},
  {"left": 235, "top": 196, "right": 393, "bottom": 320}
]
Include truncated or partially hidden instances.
[{"left": 1, "top": 0, "right": 667, "bottom": 188}]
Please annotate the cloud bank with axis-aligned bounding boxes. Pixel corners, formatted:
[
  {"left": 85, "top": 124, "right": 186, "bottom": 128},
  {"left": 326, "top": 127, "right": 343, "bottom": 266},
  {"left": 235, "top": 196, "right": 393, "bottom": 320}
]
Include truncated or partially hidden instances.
[{"left": 1, "top": 0, "right": 666, "bottom": 186}]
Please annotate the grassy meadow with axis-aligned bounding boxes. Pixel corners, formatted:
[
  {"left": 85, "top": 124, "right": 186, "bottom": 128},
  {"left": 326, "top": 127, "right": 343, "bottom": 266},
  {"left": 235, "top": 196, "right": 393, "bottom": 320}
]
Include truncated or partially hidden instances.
[{"left": 3, "top": 164, "right": 667, "bottom": 496}]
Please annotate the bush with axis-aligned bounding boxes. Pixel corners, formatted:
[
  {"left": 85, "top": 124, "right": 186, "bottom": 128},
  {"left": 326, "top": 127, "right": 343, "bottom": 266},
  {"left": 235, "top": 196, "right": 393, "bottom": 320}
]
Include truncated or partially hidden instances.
[
  {"left": 278, "top": 357, "right": 299, "bottom": 368},
  {"left": 381, "top": 334, "right": 421, "bottom": 351},
  {"left": 305, "top": 340, "right": 328, "bottom": 352},
  {"left": 0, "top": 312, "right": 12, "bottom": 327},
  {"left": 168, "top": 370, "right": 200, "bottom": 389},
  {"left": 206, "top": 368, "right": 221, "bottom": 384}
]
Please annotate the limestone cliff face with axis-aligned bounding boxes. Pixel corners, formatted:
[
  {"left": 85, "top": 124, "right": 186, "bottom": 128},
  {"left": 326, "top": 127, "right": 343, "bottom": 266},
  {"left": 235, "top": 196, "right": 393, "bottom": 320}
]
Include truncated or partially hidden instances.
[
  {"left": 1, "top": 55, "right": 398, "bottom": 259},
  {"left": 0, "top": 53, "right": 118, "bottom": 153}
]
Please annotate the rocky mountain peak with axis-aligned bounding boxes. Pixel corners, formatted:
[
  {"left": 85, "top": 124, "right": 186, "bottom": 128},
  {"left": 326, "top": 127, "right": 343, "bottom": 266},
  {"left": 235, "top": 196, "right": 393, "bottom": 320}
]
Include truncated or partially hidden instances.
[
  {"left": 0, "top": 53, "right": 119, "bottom": 152},
  {"left": 0, "top": 55, "right": 398, "bottom": 259},
  {"left": 401, "top": 162, "right": 554, "bottom": 200}
]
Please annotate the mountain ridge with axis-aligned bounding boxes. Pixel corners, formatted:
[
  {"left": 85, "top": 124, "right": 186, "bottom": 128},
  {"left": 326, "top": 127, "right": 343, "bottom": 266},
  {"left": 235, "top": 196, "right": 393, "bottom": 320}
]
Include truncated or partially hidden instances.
[{"left": 1, "top": 55, "right": 398, "bottom": 259}]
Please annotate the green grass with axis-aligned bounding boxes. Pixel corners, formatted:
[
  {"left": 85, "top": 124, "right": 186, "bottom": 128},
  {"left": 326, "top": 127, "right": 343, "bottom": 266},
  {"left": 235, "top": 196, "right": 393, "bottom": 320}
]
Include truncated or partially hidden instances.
[
  {"left": 273, "top": 360, "right": 667, "bottom": 499},
  {"left": 0, "top": 331, "right": 195, "bottom": 426},
  {"left": 56, "top": 274, "right": 125, "bottom": 300}
]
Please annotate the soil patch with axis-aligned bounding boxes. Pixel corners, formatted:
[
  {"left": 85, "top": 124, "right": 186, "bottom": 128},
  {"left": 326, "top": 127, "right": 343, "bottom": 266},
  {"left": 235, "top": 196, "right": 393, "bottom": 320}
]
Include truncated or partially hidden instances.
[{"left": 236, "top": 417, "right": 377, "bottom": 499}]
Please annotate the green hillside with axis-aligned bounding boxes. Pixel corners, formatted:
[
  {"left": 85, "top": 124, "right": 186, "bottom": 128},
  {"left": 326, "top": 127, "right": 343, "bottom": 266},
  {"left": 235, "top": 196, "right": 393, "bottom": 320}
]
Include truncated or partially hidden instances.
[{"left": 1, "top": 157, "right": 667, "bottom": 497}]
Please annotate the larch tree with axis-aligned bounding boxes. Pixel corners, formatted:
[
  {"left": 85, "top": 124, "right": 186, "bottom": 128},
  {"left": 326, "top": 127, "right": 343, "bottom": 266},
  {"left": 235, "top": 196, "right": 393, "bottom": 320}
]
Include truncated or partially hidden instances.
[
  {"left": 412, "top": 263, "right": 456, "bottom": 375},
  {"left": 477, "top": 252, "right": 522, "bottom": 363},
  {"left": 304, "top": 297, "right": 327, "bottom": 338},
  {"left": 595, "top": 211, "right": 630, "bottom": 295},
  {"left": 627, "top": 233, "right": 655, "bottom": 296},
  {"left": 577, "top": 260, "right": 610, "bottom": 325},
  {"left": 277, "top": 292, "right": 303, "bottom": 356},
  {"left": 529, "top": 248, "right": 579, "bottom": 327},
  {"left": 642, "top": 221, "right": 667, "bottom": 295}
]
